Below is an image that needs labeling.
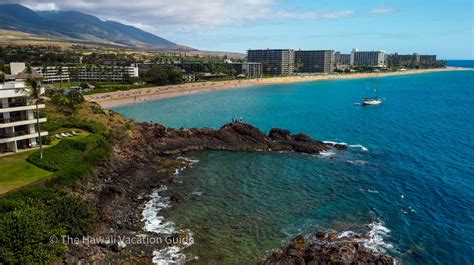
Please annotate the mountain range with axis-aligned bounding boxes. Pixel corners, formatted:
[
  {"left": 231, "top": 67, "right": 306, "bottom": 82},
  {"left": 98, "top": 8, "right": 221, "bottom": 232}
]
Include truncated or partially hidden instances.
[{"left": 0, "top": 4, "right": 192, "bottom": 50}]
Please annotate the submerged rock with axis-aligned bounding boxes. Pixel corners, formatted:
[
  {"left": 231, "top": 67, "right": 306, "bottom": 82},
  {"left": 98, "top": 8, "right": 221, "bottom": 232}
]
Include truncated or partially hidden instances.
[{"left": 262, "top": 232, "right": 396, "bottom": 265}]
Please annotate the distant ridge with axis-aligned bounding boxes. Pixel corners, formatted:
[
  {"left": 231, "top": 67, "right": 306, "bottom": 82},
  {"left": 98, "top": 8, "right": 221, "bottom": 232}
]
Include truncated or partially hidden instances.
[{"left": 0, "top": 4, "right": 194, "bottom": 51}]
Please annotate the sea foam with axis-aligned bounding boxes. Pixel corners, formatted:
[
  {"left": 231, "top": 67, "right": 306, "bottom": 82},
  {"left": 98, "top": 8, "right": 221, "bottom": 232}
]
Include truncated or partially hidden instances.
[
  {"left": 142, "top": 184, "right": 196, "bottom": 264},
  {"left": 336, "top": 221, "right": 394, "bottom": 253},
  {"left": 142, "top": 186, "right": 175, "bottom": 234}
]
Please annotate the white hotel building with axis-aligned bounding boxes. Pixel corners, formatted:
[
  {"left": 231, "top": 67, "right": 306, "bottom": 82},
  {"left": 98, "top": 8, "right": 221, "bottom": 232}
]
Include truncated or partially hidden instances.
[
  {"left": 0, "top": 81, "right": 48, "bottom": 153},
  {"left": 34, "top": 65, "right": 139, "bottom": 83},
  {"left": 350, "top": 49, "right": 386, "bottom": 67}
]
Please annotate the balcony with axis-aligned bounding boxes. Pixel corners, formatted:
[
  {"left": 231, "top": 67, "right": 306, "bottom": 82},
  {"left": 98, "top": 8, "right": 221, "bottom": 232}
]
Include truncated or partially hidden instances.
[
  {"left": 7, "top": 101, "right": 28, "bottom": 108},
  {"left": 0, "top": 117, "right": 47, "bottom": 129},
  {"left": 0, "top": 130, "right": 48, "bottom": 144},
  {"left": 0, "top": 104, "right": 46, "bottom": 113}
]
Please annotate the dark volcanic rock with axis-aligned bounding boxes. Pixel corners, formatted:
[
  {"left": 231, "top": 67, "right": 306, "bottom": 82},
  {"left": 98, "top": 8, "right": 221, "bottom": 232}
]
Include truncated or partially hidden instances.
[
  {"left": 140, "top": 122, "right": 331, "bottom": 155},
  {"left": 269, "top": 128, "right": 292, "bottom": 141},
  {"left": 262, "top": 232, "right": 396, "bottom": 265},
  {"left": 67, "top": 121, "right": 341, "bottom": 263}
]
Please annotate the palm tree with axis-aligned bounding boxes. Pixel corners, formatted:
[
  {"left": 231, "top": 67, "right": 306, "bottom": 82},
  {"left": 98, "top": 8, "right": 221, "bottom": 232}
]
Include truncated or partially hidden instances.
[
  {"left": 56, "top": 65, "right": 63, "bottom": 88},
  {"left": 24, "top": 77, "right": 44, "bottom": 159}
]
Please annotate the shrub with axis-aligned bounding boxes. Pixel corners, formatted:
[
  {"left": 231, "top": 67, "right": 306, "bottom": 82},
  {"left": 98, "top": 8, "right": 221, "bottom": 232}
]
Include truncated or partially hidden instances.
[
  {"left": 0, "top": 206, "right": 66, "bottom": 264},
  {"left": 27, "top": 139, "right": 85, "bottom": 172},
  {"left": 49, "top": 195, "right": 97, "bottom": 237},
  {"left": 42, "top": 135, "right": 53, "bottom": 145}
]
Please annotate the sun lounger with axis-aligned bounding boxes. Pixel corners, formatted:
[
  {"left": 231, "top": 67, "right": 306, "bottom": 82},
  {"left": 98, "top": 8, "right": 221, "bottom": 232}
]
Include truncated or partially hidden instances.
[
  {"left": 55, "top": 134, "right": 63, "bottom": 139},
  {"left": 65, "top": 133, "right": 73, "bottom": 137},
  {"left": 61, "top": 133, "right": 69, "bottom": 137},
  {"left": 72, "top": 131, "right": 80, "bottom": 136}
]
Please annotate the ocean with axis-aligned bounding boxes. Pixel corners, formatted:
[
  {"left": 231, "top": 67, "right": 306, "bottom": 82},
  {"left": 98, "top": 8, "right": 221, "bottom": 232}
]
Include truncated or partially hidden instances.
[
  {"left": 446, "top": 60, "right": 474, "bottom": 68},
  {"left": 115, "top": 70, "right": 474, "bottom": 264}
]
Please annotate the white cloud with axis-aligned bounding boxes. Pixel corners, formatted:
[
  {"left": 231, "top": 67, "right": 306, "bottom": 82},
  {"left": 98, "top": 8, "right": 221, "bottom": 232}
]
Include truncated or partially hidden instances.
[
  {"left": 22, "top": 2, "right": 57, "bottom": 11},
  {"left": 8, "top": 0, "right": 355, "bottom": 32},
  {"left": 368, "top": 6, "right": 396, "bottom": 15}
]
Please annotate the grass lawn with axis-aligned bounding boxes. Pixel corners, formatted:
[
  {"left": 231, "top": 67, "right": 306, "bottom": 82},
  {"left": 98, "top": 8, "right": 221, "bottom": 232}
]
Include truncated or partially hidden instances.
[
  {"left": 0, "top": 150, "right": 53, "bottom": 195},
  {"left": 0, "top": 129, "right": 89, "bottom": 195}
]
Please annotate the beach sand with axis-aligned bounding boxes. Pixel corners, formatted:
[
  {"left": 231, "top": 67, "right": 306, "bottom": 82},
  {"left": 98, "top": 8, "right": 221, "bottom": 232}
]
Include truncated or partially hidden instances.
[{"left": 86, "top": 67, "right": 470, "bottom": 108}]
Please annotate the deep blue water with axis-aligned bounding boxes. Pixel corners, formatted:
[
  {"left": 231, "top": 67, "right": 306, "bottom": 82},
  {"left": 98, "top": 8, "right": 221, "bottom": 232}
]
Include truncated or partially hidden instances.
[
  {"left": 446, "top": 60, "right": 474, "bottom": 68},
  {"left": 116, "top": 71, "right": 474, "bottom": 264}
]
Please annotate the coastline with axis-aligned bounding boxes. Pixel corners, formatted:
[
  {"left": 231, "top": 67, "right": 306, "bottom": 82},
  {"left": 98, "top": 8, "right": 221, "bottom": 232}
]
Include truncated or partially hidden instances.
[{"left": 85, "top": 67, "right": 470, "bottom": 108}]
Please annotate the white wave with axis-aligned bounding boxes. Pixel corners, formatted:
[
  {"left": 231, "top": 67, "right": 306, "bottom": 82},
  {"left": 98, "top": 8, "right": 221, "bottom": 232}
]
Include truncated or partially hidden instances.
[
  {"left": 323, "top": 141, "right": 369, "bottom": 152},
  {"left": 319, "top": 150, "right": 336, "bottom": 157},
  {"left": 323, "top": 141, "right": 348, "bottom": 146},
  {"left": 177, "top": 157, "right": 200, "bottom": 164},
  {"left": 152, "top": 246, "right": 186, "bottom": 265},
  {"left": 174, "top": 157, "right": 200, "bottom": 176},
  {"left": 142, "top": 186, "right": 176, "bottom": 234},
  {"left": 142, "top": 187, "right": 196, "bottom": 264},
  {"left": 337, "top": 230, "right": 356, "bottom": 238},
  {"left": 336, "top": 221, "right": 394, "bottom": 254},
  {"left": 191, "top": 191, "right": 203, "bottom": 196},
  {"left": 349, "top": 144, "right": 369, "bottom": 152},
  {"left": 364, "top": 221, "right": 394, "bottom": 252},
  {"left": 152, "top": 229, "right": 195, "bottom": 264}
]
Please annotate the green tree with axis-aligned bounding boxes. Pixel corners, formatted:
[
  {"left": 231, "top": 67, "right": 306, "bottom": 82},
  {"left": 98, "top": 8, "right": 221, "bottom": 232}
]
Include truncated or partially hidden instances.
[
  {"left": 66, "top": 90, "right": 85, "bottom": 114},
  {"left": 51, "top": 90, "right": 84, "bottom": 115},
  {"left": 24, "top": 77, "right": 45, "bottom": 159},
  {"left": 56, "top": 65, "right": 63, "bottom": 88},
  {"left": 0, "top": 72, "right": 4, "bottom": 83}
]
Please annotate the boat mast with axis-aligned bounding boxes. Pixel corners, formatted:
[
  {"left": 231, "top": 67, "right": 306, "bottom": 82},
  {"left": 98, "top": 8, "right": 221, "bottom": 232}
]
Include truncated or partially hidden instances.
[{"left": 375, "top": 78, "right": 379, "bottom": 99}]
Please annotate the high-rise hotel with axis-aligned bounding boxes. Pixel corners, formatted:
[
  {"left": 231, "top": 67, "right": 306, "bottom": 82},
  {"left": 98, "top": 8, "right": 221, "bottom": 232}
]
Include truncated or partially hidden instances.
[
  {"left": 295, "top": 50, "right": 335, "bottom": 74},
  {"left": 350, "top": 49, "right": 386, "bottom": 67},
  {"left": 247, "top": 49, "right": 295, "bottom": 76}
]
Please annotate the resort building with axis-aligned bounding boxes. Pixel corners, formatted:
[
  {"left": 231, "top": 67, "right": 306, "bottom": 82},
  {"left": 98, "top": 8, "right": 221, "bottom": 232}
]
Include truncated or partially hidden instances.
[
  {"left": 33, "top": 65, "right": 139, "bottom": 83},
  {"left": 76, "top": 65, "right": 139, "bottom": 82},
  {"left": 350, "top": 49, "right": 386, "bottom": 67},
  {"left": 32, "top": 66, "right": 70, "bottom": 83},
  {"left": 247, "top": 49, "right": 295, "bottom": 75},
  {"left": 295, "top": 50, "right": 335, "bottom": 74},
  {"left": 335, "top": 52, "right": 351, "bottom": 69},
  {"left": 0, "top": 81, "right": 47, "bottom": 153},
  {"left": 231, "top": 62, "right": 263, "bottom": 78},
  {"left": 386, "top": 53, "right": 439, "bottom": 68}
]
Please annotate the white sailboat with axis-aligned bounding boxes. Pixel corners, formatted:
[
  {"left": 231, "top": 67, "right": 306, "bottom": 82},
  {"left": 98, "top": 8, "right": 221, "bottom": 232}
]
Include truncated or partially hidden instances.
[{"left": 361, "top": 79, "right": 383, "bottom": 106}]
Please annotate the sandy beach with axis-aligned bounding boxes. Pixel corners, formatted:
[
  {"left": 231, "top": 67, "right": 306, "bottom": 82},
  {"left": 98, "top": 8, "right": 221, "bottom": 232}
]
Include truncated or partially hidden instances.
[{"left": 86, "top": 67, "right": 470, "bottom": 108}]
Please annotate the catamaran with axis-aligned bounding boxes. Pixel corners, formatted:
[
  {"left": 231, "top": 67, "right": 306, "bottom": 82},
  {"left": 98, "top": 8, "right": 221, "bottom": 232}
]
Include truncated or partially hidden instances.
[{"left": 361, "top": 79, "right": 383, "bottom": 106}]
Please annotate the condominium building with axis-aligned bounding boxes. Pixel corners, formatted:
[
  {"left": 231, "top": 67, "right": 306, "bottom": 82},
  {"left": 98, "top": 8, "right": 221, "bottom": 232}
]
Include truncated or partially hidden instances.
[
  {"left": 76, "top": 65, "right": 139, "bottom": 82},
  {"left": 33, "top": 65, "right": 139, "bottom": 83},
  {"left": 247, "top": 49, "right": 295, "bottom": 75},
  {"left": 32, "top": 66, "right": 70, "bottom": 83},
  {"left": 386, "top": 53, "right": 438, "bottom": 68},
  {"left": 232, "top": 62, "right": 263, "bottom": 78},
  {"left": 335, "top": 52, "right": 351, "bottom": 69},
  {"left": 295, "top": 50, "right": 335, "bottom": 74},
  {"left": 350, "top": 49, "right": 386, "bottom": 67},
  {"left": 0, "top": 81, "right": 48, "bottom": 153}
]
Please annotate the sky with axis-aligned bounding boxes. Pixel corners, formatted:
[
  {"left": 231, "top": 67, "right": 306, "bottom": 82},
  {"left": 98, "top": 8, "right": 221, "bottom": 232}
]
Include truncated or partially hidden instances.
[{"left": 3, "top": 0, "right": 474, "bottom": 59}]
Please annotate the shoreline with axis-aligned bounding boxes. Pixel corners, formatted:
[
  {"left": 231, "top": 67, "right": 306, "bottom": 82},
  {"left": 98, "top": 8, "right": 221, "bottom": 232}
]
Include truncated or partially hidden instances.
[{"left": 85, "top": 67, "right": 471, "bottom": 108}]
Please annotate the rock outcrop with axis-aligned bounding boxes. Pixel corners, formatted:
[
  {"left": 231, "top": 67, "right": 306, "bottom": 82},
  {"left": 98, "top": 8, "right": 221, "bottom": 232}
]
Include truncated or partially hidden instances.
[
  {"left": 262, "top": 232, "right": 396, "bottom": 265},
  {"left": 139, "top": 121, "right": 332, "bottom": 155}
]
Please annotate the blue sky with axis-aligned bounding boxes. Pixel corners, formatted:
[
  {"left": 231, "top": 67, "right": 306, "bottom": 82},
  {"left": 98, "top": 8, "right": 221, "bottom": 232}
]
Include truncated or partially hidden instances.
[{"left": 11, "top": 0, "right": 474, "bottom": 59}]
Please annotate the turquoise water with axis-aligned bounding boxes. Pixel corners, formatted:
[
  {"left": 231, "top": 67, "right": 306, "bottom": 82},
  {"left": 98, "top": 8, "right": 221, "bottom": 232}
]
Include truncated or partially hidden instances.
[{"left": 116, "top": 71, "right": 474, "bottom": 264}]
